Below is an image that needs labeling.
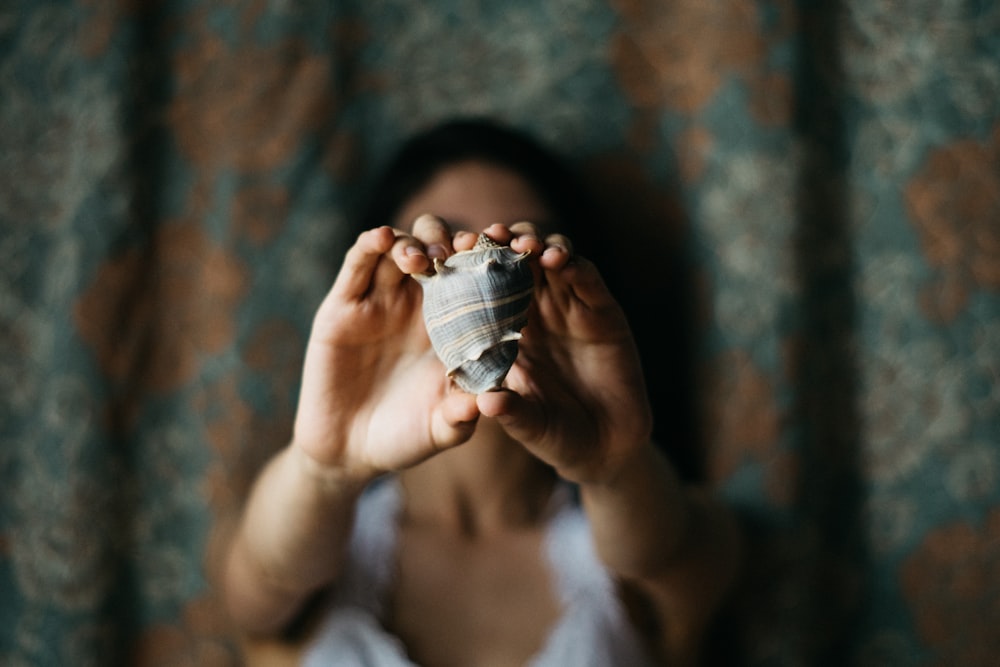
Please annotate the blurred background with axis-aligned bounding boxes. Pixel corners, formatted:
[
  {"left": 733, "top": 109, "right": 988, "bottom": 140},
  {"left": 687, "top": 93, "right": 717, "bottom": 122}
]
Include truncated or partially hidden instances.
[{"left": 1, "top": 1, "right": 998, "bottom": 665}]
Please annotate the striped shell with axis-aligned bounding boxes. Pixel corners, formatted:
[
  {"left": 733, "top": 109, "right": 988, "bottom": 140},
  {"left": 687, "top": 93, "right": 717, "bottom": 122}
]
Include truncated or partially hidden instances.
[{"left": 414, "top": 234, "right": 533, "bottom": 393}]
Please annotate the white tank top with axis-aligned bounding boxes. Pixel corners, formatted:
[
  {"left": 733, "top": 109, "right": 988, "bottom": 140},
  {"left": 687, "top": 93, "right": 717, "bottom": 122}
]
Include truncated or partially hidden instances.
[{"left": 302, "top": 479, "right": 658, "bottom": 666}]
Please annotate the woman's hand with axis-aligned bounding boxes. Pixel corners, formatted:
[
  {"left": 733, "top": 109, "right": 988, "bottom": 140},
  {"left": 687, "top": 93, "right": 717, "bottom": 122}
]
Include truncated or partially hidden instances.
[
  {"left": 471, "top": 222, "right": 654, "bottom": 485},
  {"left": 292, "top": 224, "right": 481, "bottom": 478}
]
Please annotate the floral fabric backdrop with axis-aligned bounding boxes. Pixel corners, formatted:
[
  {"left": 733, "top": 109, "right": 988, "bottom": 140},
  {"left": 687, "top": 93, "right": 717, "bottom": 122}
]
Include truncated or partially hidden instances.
[{"left": 1, "top": 1, "right": 998, "bottom": 666}]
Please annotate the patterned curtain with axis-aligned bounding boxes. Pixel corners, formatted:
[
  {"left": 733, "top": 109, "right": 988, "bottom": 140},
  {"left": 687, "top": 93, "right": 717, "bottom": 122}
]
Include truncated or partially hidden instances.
[{"left": 1, "top": 1, "right": 997, "bottom": 665}]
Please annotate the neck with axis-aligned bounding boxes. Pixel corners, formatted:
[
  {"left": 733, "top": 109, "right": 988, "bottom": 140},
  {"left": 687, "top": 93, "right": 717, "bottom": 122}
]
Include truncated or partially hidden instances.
[{"left": 398, "top": 419, "right": 558, "bottom": 538}]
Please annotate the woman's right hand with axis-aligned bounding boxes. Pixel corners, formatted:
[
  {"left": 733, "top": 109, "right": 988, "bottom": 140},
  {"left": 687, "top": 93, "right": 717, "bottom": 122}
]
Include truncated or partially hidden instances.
[{"left": 291, "top": 225, "right": 481, "bottom": 479}]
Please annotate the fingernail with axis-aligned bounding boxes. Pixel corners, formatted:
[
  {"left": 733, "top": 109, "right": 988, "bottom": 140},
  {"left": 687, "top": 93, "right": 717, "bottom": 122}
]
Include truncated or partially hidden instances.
[
  {"left": 428, "top": 244, "right": 447, "bottom": 260},
  {"left": 543, "top": 244, "right": 565, "bottom": 257}
]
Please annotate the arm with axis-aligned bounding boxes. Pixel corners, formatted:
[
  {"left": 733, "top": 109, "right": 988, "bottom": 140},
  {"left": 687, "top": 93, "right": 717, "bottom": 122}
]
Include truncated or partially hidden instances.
[
  {"left": 578, "top": 447, "right": 742, "bottom": 667},
  {"left": 224, "top": 225, "right": 482, "bottom": 636},
  {"left": 476, "top": 226, "right": 741, "bottom": 665},
  {"left": 224, "top": 446, "right": 371, "bottom": 636}
]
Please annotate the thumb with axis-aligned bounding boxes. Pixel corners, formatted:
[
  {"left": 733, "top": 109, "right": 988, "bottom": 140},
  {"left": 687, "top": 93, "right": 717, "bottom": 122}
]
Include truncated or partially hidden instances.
[
  {"left": 430, "top": 392, "right": 482, "bottom": 450},
  {"left": 476, "top": 389, "right": 545, "bottom": 444}
]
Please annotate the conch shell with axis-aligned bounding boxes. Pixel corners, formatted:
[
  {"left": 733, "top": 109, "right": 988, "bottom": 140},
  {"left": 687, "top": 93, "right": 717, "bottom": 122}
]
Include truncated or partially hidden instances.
[{"left": 413, "top": 234, "right": 533, "bottom": 393}]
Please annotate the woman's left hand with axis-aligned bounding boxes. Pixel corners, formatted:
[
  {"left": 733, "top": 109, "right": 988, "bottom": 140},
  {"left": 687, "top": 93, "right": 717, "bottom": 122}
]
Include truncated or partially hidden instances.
[{"left": 469, "top": 223, "right": 654, "bottom": 485}]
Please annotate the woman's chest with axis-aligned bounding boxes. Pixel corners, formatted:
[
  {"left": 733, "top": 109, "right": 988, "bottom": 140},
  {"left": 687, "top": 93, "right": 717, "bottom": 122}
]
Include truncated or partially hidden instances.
[{"left": 385, "top": 527, "right": 563, "bottom": 667}]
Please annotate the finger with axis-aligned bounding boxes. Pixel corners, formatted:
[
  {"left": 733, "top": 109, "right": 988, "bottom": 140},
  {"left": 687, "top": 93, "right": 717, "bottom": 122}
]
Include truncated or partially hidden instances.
[
  {"left": 411, "top": 214, "right": 454, "bottom": 261},
  {"left": 480, "top": 223, "right": 514, "bottom": 245},
  {"left": 453, "top": 230, "right": 479, "bottom": 251},
  {"left": 545, "top": 255, "right": 621, "bottom": 314},
  {"left": 508, "top": 221, "right": 545, "bottom": 256},
  {"left": 331, "top": 226, "right": 397, "bottom": 300},
  {"left": 544, "top": 253, "right": 600, "bottom": 296},
  {"left": 540, "top": 232, "right": 573, "bottom": 270},
  {"left": 390, "top": 230, "right": 433, "bottom": 276}
]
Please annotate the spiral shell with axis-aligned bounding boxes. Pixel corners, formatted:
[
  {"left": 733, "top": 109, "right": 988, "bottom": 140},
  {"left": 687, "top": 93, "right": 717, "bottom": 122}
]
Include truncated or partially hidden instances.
[{"left": 414, "top": 234, "right": 533, "bottom": 393}]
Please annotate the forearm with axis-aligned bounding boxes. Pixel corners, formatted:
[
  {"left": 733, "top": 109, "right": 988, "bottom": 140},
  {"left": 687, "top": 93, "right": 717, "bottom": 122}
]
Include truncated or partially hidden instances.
[
  {"left": 224, "top": 444, "right": 373, "bottom": 636},
  {"left": 578, "top": 443, "right": 692, "bottom": 580},
  {"left": 580, "top": 443, "right": 742, "bottom": 662}
]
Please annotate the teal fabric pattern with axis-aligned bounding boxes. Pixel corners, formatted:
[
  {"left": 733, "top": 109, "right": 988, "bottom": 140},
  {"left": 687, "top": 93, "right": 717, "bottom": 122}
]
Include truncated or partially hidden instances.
[{"left": 1, "top": 1, "right": 997, "bottom": 665}]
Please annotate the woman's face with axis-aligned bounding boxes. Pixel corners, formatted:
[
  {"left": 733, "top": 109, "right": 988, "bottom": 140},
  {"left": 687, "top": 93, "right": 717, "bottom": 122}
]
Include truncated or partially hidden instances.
[{"left": 393, "top": 160, "right": 553, "bottom": 235}]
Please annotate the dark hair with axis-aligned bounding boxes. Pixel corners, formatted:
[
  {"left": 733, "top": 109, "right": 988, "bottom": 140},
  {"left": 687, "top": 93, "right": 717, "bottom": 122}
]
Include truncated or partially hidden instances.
[{"left": 357, "top": 118, "right": 600, "bottom": 255}]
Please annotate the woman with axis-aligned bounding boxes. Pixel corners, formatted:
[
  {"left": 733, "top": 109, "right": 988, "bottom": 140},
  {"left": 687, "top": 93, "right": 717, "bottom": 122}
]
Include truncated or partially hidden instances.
[{"left": 224, "top": 119, "right": 741, "bottom": 666}]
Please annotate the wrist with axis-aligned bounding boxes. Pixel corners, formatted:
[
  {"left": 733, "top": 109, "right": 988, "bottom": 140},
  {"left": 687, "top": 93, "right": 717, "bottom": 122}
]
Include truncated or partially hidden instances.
[
  {"left": 579, "top": 439, "right": 660, "bottom": 489},
  {"left": 289, "top": 442, "right": 377, "bottom": 496}
]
